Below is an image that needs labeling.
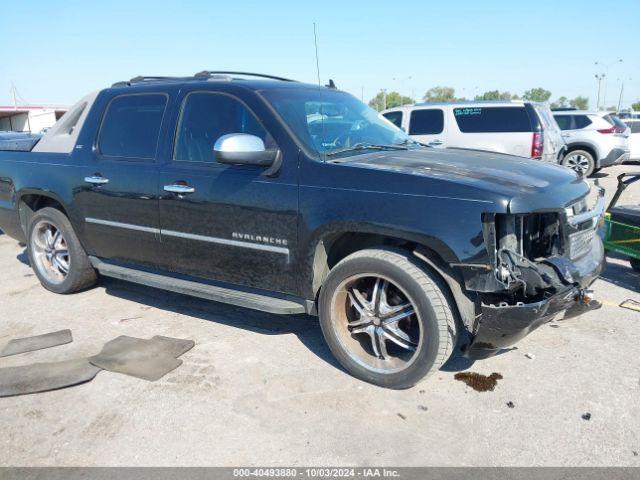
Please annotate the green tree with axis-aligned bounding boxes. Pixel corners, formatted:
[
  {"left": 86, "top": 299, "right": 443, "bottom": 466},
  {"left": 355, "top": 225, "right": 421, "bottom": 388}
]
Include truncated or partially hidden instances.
[
  {"left": 474, "top": 90, "right": 518, "bottom": 101},
  {"left": 570, "top": 96, "right": 589, "bottom": 110},
  {"left": 522, "top": 87, "right": 552, "bottom": 102},
  {"left": 368, "top": 90, "right": 414, "bottom": 111},
  {"left": 422, "top": 86, "right": 460, "bottom": 103},
  {"left": 631, "top": 100, "right": 640, "bottom": 111},
  {"left": 550, "top": 96, "right": 568, "bottom": 109}
]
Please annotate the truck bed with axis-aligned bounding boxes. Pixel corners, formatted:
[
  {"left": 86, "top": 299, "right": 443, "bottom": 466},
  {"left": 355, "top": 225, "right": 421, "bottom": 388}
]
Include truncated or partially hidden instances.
[{"left": 0, "top": 132, "right": 42, "bottom": 152}]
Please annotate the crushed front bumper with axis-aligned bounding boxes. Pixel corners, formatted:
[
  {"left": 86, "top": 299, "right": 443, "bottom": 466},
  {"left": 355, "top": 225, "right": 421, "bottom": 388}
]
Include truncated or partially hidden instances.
[
  {"left": 466, "top": 286, "right": 600, "bottom": 359},
  {"left": 465, "top": 235, "right": 604, "bottom": 359}
]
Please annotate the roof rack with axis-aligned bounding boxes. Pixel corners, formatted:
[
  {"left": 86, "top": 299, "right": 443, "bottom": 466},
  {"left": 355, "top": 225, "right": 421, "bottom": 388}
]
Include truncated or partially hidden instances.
[
  {"left": 193, "top": 71, "right": 298, "bottom": 82},
  {"left": 111, "top": 76, "right": 195, "bottom": 87},
  {"left": 111, "top": 71, "right": 299, "bottom": 88}
]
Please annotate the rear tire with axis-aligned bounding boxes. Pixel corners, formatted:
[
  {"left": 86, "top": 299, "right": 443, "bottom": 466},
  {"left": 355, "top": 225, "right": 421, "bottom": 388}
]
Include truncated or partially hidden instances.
[
  {"left": 562, "top": 149, "right": 595, "bottom": 177},
  {"left": 27, "top": 207, "right": 97, "bottom": 294},
  {"left": 318, "top": 248, "right": 457, "bottom": 389},
  {"left": 631, "top": 258, "right": 640, "bottom": 272}
]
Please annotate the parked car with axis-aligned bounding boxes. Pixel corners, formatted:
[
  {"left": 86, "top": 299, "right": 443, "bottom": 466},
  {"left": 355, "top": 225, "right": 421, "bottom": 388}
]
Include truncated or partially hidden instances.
[
  {"left": 0, "top": 72, "right": 604, "bottom": 389},
  {"left": 623, "top": 119, "right": 640, "bottom": 161},
  {"left": 553, "top": 111, "right": 630, "bottom": 176},
  {"left": 381, "top": 100, "right": 565, "bottom": 164},
  {"left": 618, "top": 111, "right": 640, "bottom": 120}
]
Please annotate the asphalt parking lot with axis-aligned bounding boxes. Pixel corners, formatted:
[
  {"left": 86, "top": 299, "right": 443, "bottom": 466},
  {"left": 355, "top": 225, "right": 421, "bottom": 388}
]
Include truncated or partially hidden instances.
[{"left": 0, "top": 164, "right": 639, "bottom": 467}]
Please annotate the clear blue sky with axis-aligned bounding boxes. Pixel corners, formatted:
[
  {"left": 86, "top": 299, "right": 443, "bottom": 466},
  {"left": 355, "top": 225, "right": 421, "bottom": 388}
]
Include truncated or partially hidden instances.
[{"left": 2, "top": 0, "right": 638, "bottom": 109}]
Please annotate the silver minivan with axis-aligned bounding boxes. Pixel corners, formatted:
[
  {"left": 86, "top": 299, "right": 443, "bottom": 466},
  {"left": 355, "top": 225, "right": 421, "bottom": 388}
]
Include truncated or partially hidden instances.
[{"left": 382, "top": 101, "right": 565, "bottom": 164}]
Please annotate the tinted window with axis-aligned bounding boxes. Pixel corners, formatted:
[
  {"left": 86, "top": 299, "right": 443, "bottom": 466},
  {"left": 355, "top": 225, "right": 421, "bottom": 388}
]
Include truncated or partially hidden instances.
[
  {"left": 554, "top": 115, "right": 571, "bottom": 130},
  {"left": 573, "top": 115, "right": 592, "bottom": 129},
  {"left": 453, "top": 107, "right": 531, "bottom": 133},
  {"left": 175, "top": 92, "right": 270, "bottom": 163},
  {"left": 382, "top": 111, "right": 403, "bottom": 129},
  {"left": 553, "top": 115, "right": 593, "bottom": 130},
  {"left": 409, "top": 109, "right": 444, "bottom": 135},
  {"left": 99, "top": 94, "right": 167, "bottom": 158}
]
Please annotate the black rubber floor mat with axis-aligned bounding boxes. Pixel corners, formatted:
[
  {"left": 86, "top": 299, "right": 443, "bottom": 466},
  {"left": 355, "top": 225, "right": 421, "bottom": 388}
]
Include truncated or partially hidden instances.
[
  {"left": 0, "top": 358, "right": 101, "bottom": 397},
  {"left": 89, "top": 335, "right": 194, "bottom": 381},
  {"left": 0, "top": 329, "right": 73, "bottom": 357}
]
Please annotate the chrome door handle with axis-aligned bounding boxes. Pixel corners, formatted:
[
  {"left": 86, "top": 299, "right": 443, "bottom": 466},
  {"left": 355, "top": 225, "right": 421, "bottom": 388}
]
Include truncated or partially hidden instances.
[
  {"left": 164, "top": 184, "right": 195, "bottom": 194},
  {"left": 428, "top": 140, "right": 443, "bottom": 146},
  {"left": 84, "top": 175, "right": 109, "bottom": 185}
]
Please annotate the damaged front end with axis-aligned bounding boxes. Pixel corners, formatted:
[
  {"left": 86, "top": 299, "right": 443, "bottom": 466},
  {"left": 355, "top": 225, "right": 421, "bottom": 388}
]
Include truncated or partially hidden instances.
[{"left": 460, "top": 190, "right": 606, "bottom": 359}]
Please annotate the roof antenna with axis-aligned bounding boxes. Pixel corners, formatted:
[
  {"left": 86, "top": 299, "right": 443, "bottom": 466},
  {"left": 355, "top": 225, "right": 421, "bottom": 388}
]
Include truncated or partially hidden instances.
[
  {"left": 313, "top": 22, "right": 321, "bottom": 89},
  {"left": 313, "top": 22, "right": 328, "bottom": 163}
]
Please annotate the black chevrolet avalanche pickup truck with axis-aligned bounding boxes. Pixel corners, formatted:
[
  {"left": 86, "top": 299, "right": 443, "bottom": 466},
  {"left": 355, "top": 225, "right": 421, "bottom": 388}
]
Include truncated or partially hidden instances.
[{"left": 0, "top": 72, "right": 605, "bottom": 389}]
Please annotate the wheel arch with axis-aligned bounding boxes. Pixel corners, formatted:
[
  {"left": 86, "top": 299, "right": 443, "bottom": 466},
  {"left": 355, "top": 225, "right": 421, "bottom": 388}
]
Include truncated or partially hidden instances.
[
  {"left": 17, "top": 189, "right": 71, "bottom": 236},
  {"left": 564, "top": 143, "right": 599, "bottom": 164},
  {"left": 306, "top": 227, "right": 475, "bottom": 329}
]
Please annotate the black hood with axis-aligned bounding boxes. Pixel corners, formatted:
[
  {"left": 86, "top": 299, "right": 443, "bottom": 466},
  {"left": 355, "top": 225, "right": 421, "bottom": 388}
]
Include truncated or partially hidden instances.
[{"left": 337, "top": 147, "right": 590, "bottom": 213}]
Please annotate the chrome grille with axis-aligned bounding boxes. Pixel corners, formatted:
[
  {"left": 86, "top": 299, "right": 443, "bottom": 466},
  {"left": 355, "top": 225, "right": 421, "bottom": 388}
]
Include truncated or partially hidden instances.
[{"left": 569, "top": 228, "right": 595, "bottom": 260}]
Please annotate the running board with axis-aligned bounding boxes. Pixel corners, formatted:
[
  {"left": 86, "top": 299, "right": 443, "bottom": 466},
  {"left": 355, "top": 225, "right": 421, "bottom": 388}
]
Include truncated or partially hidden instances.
[{"left": 89, "top": 257, "right": 306, "bottom": 315}]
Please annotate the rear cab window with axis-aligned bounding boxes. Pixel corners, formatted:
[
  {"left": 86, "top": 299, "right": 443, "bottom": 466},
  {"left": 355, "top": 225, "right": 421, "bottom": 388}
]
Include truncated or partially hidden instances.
[
  {"left": 409, "top": 109, "right": 444, "bottom": 135},
  {"left": 98, "top": 94, "right": 167, "bottom": 159},
  {"left": 453, "top": 106, "right": 531, "bottom": 133}
]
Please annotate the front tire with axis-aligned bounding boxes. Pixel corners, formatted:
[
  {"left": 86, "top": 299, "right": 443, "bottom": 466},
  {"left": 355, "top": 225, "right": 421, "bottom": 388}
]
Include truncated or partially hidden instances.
[
  {"left": 27, "top": 207, "right": 97, "bottom": 294},
  {"left": 631, "top": 258, "right": 640, "bottom": 272},
  {"left": 318, "top": 248, "right": 457, "bottom": 389},
  {"left": 563, "top": 149, "right": 595, "bottom": 177}
]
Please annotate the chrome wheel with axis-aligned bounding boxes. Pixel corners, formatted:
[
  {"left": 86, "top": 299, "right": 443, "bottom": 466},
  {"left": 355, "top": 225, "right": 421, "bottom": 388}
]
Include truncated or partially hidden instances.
[
  {"left": 329, "top": 274, "right": 422, "bottom": 374},
  {"left": 564, "top": 153, "right": 590, "bottom": 176},
  {"left": 31, "top": 220, "right": 70, "bottom": 285}
]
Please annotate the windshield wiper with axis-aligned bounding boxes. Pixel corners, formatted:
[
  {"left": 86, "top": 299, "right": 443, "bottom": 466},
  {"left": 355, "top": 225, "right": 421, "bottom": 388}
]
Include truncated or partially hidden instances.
[
  {"left": 326, "top": 142, "right": 409, "bottom": 157},
  {"left": 394, "top": 138, "right": 423, "bottom": 147}
]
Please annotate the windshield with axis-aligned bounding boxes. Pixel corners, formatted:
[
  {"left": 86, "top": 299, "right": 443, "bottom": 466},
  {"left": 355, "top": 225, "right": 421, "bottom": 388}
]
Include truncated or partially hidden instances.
[{"left": 261, "top": 88, "right": 413, "bottom": 158}]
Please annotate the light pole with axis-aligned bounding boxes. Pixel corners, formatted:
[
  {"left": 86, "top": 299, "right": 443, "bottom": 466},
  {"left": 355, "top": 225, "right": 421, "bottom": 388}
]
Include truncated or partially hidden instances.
[
  {"left": 595, "top": 59, "right": 623, "bottom": 109},
  {"left": 382, "top": 88, "right": 387, "bottom": 111},
  {"left": 617, "top": 77, "right": 632, "bottom": 112},
  {"left": 392, "top": 76, "right": 412, "bottom": 105},
  {"left": 595, "top": 74, "right": 605, "bottom": 110}
]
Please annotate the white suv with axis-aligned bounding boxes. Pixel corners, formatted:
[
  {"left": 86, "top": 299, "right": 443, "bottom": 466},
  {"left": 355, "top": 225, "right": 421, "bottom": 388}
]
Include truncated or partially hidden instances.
[
  {"left": 381, "top": 100, "right": 565, "bottom": 164},
  {"left": 553, "top": 111, "right": 630, "bottom": 176}
]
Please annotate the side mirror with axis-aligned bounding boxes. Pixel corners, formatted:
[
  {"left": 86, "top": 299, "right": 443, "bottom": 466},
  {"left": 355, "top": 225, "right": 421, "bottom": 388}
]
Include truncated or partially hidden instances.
[{"left": 214, "top": 133, "right": 278, "bottom": 167}]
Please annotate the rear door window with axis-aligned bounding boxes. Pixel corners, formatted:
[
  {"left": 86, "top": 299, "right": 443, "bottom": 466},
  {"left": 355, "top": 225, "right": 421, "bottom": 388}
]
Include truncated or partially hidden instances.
[
  {"left": 382, "top": 111, "right": 403, "bottom": 129},
  {"left": 453, "top": 107, "right": 531, "bottom": 133},
  {"left": 409, "top": 109, "right": 444, "bottom": 135},
  {"left": 99, "top": 94, "right": 167, "bottom": 159}
]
